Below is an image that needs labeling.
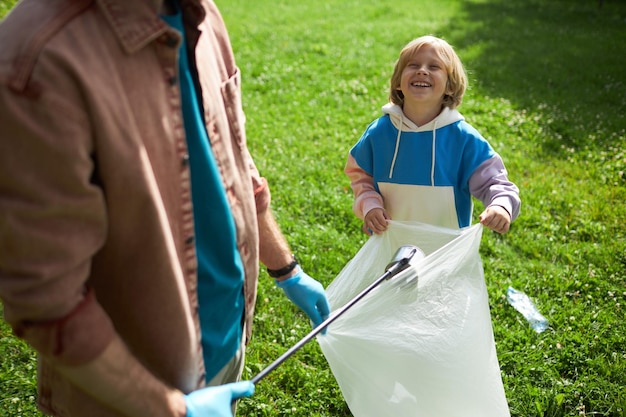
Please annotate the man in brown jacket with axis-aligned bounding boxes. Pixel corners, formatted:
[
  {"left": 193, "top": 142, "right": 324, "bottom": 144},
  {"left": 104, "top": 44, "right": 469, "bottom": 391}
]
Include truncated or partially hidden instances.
[{"left": 0, "top": 0, "right": 330, "bottom": 416}]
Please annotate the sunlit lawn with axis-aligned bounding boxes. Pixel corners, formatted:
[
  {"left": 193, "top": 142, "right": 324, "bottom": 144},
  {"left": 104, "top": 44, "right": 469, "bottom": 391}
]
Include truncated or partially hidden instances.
[{"left": 1, "top": 0, "right": 625, "bottom": 416}]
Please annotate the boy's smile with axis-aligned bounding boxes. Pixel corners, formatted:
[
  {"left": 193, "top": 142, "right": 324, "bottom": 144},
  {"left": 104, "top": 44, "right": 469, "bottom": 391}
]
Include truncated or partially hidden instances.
[{"left": 397, "top": 44, "right": 450, "bottom": 124}]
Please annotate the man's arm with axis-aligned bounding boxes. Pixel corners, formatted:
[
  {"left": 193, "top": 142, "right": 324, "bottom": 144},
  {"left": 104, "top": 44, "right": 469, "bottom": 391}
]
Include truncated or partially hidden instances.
[
  {"left": 55, "top": 331, "right": 254, "bottom": 417},
  {"left": 257, "top": 207, "right": 297, "bottom": 276},
  {"left": 56, "top": 335, "right": 187, "bottom": 417},
  {"left": 256, "top": 207, "right": 330, "bottom": 328}
]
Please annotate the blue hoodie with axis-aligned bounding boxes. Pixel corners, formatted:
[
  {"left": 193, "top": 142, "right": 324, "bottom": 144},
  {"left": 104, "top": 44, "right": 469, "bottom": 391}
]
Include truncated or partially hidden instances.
[{"left": 346, "top": 103, "right": 520, "bottom": 228}]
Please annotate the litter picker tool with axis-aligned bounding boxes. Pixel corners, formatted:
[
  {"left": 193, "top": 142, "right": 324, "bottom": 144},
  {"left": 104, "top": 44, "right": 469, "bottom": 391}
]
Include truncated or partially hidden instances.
[{"left": 251, "top": 245, "right": 420, "bottom": 385}]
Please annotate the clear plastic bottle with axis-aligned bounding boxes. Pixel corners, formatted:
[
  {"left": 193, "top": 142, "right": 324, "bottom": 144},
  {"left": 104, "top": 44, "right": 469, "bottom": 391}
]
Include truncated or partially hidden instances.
[{"left": 506, "top": 286, "right": 549, "bottom": 333}]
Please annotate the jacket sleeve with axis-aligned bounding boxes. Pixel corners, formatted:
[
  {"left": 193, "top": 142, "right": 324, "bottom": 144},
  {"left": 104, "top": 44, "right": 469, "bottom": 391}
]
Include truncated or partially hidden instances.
[
  {"left": 345, "top": 154, "right": 384, "bottom": 219},
  {"left": 469, "top": 154, "right": 521, "bottom": 221},
  {"left": 0, "top": 72, "right": 114, "bottom": 367},
  {"left": 252, "top": 173, "right": 271, "bottom": 213}
]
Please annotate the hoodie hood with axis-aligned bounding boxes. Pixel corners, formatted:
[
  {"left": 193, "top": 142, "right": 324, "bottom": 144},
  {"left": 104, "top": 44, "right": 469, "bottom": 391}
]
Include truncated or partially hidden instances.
[
  {"left": 383, "top": 103, "right": 464, "bottom": 180},
  {"left": 382, "top": 103, "right": 464, "bottom": 132}
]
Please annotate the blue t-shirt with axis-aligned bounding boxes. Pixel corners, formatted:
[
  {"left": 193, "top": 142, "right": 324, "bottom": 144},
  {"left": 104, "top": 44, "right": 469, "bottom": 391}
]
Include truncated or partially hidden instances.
[{"left": 161, "top": 10, "right": 244, "bottom": 382}]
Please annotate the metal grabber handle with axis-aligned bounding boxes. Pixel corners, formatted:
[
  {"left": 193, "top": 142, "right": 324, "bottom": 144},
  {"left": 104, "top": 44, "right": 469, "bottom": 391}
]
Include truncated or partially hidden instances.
[{"left": 250, "top": 245, "right": 420, "bottom": 385}]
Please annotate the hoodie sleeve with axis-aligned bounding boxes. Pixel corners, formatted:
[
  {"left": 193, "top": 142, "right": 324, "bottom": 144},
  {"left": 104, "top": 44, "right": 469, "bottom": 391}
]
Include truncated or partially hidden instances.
[
  {"left": 345, "top": 154, "right": 384, "bottom": 219},
  {"left": 469, "top": 155, "right": 521, "bottom": 221}
]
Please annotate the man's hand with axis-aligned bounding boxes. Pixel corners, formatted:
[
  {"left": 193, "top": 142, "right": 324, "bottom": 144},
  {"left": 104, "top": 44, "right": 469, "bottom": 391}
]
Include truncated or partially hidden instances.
[
  {"left": 184, "top": 381, "right": 254, "bottom": 417},
  {"left": 479, "top": 205, "right": 511, "bottom": 234},
  {"left": 276, "top": 269, "right": 331, "bottom": 329}
]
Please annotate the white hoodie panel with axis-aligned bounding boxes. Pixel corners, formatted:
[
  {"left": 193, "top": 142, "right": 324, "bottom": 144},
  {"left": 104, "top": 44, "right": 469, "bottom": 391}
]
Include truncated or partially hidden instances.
[{"left": 378, "top": 182, "right": 459, "bottom": 228}]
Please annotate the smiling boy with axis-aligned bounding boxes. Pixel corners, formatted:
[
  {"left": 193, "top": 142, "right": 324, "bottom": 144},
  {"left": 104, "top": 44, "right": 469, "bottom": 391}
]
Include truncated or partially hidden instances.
[{"left": 345, "top": 35, "right": 521, "bottom": 235}]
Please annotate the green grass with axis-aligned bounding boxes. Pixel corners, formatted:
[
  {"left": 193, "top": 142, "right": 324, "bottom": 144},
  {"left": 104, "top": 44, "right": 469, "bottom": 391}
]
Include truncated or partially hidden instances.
[{"left": 1, "top": 0, "right": 625, "bottom": 416}]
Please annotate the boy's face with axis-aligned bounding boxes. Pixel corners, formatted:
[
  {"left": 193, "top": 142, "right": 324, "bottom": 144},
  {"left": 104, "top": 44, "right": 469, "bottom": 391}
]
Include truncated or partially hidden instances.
[{"left": 397, "top": 45, "right": 450, "bottom": 110}]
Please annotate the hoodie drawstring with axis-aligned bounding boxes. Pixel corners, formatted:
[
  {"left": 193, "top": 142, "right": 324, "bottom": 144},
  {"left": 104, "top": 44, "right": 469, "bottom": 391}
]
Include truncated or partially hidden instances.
[
  {"left": 388, "top": 112, "right": 403, "bottom": 179},
  {"left": 389, "top": 114, "right": 438, "bottom": 186},
  {"left": 430, "top": 120, "right": 437, "bottom": 186}
]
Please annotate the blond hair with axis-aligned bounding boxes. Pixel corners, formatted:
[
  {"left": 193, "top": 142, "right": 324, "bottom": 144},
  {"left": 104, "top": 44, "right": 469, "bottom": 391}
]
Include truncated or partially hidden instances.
[{"left": 389, "top": 36, "right": 467, "bottom": 109}]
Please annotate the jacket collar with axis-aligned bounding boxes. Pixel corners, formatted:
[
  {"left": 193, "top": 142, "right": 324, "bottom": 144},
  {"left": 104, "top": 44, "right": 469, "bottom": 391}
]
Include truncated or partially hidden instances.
[{"left": 97, "top": 0, "right": 205, "bottom": 54}]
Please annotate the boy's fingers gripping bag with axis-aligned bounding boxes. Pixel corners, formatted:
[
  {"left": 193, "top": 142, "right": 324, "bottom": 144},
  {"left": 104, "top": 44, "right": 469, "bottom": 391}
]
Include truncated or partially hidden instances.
[{"left": 318, "top": 221, "right": 510, "bottom": 417}]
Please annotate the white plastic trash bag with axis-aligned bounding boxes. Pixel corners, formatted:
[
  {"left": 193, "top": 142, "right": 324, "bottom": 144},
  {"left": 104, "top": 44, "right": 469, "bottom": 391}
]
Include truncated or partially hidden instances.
[{"left": 318, "top": 221, "right": 510, "bottom": 417}]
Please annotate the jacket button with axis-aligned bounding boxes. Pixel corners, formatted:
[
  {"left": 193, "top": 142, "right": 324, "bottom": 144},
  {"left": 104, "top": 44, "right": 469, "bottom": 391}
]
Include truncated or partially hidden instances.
[
  {"left": 165, "top": 36, "right": 178, "bottom": 48},
  {"left": 181, "top": 154, "right": 190, "bottom": 167},
  {"left": 158, "top": 34, "right": 178, "bottom": 48}
]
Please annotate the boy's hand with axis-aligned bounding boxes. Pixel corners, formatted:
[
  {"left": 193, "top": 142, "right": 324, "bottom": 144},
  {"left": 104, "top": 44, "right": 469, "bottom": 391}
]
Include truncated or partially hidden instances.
[
  {"left": 364, "top": 208, "right": 390, "bottom": 235},
  {"left": 479, "top": 205, "right": 511, "bottom": 234}
]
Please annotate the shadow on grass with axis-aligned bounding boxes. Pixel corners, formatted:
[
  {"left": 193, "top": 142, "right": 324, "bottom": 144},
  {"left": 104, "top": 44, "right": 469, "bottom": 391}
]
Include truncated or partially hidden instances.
[{"left": 443, "top": 0, "right": 626, "bottom": 156}]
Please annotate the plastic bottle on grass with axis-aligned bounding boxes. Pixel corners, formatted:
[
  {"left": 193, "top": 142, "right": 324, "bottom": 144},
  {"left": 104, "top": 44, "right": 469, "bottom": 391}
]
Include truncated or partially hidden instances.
[{"left": 506, "top": 286, "right": 549, "bottom": 333}]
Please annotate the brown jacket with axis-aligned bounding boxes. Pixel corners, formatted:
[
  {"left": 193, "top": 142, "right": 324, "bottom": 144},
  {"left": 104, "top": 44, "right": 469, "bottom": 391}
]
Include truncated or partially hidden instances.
[{"left": 0, "top": 0, "right": 269, "bottom": 415}]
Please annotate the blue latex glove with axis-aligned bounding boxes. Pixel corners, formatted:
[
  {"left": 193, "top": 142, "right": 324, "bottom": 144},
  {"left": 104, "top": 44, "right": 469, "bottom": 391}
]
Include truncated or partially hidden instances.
[
  {"left": 276, "top": 269, "right": 331, "bottom": 329},
  {"left": 184, "top": 381, "right": 254, "bottom": 417}
]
